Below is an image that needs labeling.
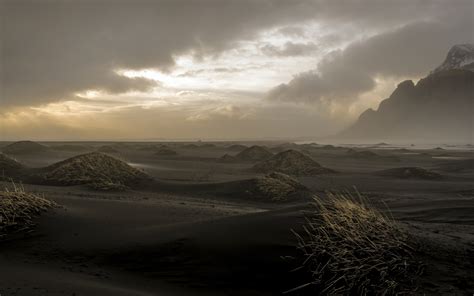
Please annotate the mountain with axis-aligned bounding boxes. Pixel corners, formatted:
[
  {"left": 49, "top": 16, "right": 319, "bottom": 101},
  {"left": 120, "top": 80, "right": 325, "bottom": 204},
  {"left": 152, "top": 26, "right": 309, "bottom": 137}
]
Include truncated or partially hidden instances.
[
  {"left": 433, "top": 44, "right": 474, "bottom": 73},
  {"left": 339, "top": 44, "right": 474, "bottom": 142}
]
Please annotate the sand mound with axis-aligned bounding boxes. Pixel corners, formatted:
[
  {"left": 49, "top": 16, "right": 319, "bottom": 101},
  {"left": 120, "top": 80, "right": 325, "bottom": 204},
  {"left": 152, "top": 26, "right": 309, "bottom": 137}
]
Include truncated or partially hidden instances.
[
  {"left": 347, "top": 149, "right": 378, "bottom": 158},
  {"left": 2, "top": 141, "right": 49, "bottom": 155},
  {"left": 97, "top": 145, "right": 119, "bottom": 153},
  {"left": 218, "top": 154, "right": 237, "bottom": 163},
  {"left": 376, "top": 167, "right": 442, "bottom": 180},
  {"left": 37, "top": 152, "right": 149, "bottom": 187},
  {"left": 235, "top": 145, "right": 273, "bottom": 161},
  {"left": 0, "top": 186, "right": 57, "bottom": 240},
  {"left": 253, "top": 150, "right": 335, "bottom": 176},
  {"left": 244, "top": 172, "right": 309, "bottom": 201},
  {"left": 155, "top": 148, "right": 178, "bottom": 156}
]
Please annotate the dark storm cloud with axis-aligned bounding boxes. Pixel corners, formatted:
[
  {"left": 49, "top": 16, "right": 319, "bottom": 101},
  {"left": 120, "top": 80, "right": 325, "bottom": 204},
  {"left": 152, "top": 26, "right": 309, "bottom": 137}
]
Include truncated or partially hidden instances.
[
  {"left": 1, "top": 0, "right": 320, "bottom": 109},
  {"left": 260, "top": 42, "right": 318, "bottom": 57},
  {"left": 267, "top": 8, "right": 474, "bottom": 104},
  {"left": 2, "top": 0, "right": 471, "bottom": 109}
]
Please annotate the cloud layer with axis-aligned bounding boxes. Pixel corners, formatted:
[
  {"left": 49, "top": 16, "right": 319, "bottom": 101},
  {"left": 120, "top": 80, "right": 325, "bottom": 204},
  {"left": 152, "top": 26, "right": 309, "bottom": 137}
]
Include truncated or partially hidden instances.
[
  {"left": 267, "top": 12, "right": 474, "bottom": 104},
  {"left": 1, "top": 0, "right": 473, "bottom": 140}
]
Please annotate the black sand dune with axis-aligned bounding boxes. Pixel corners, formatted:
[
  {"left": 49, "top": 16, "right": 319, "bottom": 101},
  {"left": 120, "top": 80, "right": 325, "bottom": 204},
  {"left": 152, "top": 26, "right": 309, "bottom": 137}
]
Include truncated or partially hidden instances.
[
  {"left": 33, "top": 152, "right": 150, "bottom": 187},
  {"left": 205, "top": 172, "right": 311, "bottom": 202},
  {"left": 253, "top": 149, "right": 335, "bottom": 176},
  {"left": 235, "top": 145, "right": 273, "bottom": 161},
  {"left": 2, "top": 141, "right": 49, "bottom": 155},
  {"left": 376, "top": 167, "right": 443, "bottom": 180}
]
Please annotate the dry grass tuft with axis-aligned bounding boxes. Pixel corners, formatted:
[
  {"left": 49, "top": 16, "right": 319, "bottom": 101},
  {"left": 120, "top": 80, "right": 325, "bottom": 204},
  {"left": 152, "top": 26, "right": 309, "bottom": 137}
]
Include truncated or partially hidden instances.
[
  {"left": 289, "top": 191, "right": 422, "bottom": 295},
  {"left": 251, "top": 172, "right": 307, "bottom": 201},
  {"left": 0, "top": 183, "right": 57, "bottom": 240}
]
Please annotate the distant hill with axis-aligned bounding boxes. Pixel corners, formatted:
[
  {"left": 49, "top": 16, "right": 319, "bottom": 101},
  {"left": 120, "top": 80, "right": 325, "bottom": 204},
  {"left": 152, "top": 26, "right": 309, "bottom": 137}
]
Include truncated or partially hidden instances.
[
  {"left": 339, "top": 44, "right": 474, "bottom": 142},
  {"left": 2, "top": 141, "right": 49, "bottom": 154}
]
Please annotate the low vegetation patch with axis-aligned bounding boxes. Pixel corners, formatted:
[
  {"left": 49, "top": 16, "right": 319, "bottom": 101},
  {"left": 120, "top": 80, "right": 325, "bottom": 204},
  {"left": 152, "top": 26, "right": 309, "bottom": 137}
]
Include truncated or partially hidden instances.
[
  {"left": 0, "top": 184, "right": 57, "bottom": 240},
  {"left": 253, "top": 150, "right": 335, "bottom": 176},
  {"left": 248, "top": 172, "right": 308, "bottom": 201},
  {"left": 290, "top": 192, "right": 422, "bottom": 295},
  {"left": 37, "top": 152, "right": 149, "bottom": 188}
]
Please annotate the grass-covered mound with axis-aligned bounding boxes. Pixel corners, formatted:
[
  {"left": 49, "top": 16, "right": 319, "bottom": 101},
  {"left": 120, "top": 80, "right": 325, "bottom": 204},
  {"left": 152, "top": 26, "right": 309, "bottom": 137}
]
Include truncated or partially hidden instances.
[
  {"left": 253, "top": 150, "right": 335, "bottom": 176},
  {"left": 291, "top": 193, "right": 422, "bottom": 295},
  {"left": 235, "top": 145, "right": 273, "bottom": 161},
  {"left": 244, "top": 172, "right": 309, "bottom": 202},
  {"left": 36, "top": 152, "right": 149, "bottom": 189},
  {"left": 0, "top": 153, "right": 25, "bottom": 180},
  {"left": 2, "top": 141, "right": 49, "bottom": 155},
  {"left": 0, "top": 185, "right": 57, "bottom": 241},
  {"left": 376, "top": 167, "right": 442, "bottom": 180}
]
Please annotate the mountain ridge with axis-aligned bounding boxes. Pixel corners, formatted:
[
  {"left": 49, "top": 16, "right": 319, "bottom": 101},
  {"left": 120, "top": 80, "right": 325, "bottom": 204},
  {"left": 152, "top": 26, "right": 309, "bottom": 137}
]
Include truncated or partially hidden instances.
[{"left": 338, "top": 44, "right": 474, "bottom": 142}]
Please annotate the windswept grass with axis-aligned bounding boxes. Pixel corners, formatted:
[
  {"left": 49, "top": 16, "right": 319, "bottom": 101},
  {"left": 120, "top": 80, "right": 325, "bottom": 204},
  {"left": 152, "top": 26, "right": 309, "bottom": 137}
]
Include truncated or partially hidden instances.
[
  {"left": 0, "top": 183, "right": 57, "bottom": 240},
  {"left": 289, "top": 191, "right": 422, "bottom": 295}
]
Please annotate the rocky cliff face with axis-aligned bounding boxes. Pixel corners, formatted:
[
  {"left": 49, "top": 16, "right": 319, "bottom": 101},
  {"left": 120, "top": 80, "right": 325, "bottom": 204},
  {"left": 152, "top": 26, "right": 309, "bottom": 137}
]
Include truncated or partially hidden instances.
[{"left": 339, "top": 44, "right": 474, "bottom": 142}]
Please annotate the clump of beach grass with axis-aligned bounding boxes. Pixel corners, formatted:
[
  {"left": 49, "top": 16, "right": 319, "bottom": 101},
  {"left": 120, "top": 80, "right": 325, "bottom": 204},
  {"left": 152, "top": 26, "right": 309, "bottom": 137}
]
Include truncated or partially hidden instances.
[
  {"left": 289, "top": 191, "right": 422, "bottom": 295},
  {"left": 0, "top": 182, "right": 57, "bottom": 240}
]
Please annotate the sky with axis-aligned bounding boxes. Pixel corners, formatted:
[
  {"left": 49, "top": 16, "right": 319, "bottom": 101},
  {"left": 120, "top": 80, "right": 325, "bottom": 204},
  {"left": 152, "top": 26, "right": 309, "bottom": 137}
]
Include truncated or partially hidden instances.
[{"left": 1, "top": 0, "right": 473, "bottom": 140}]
